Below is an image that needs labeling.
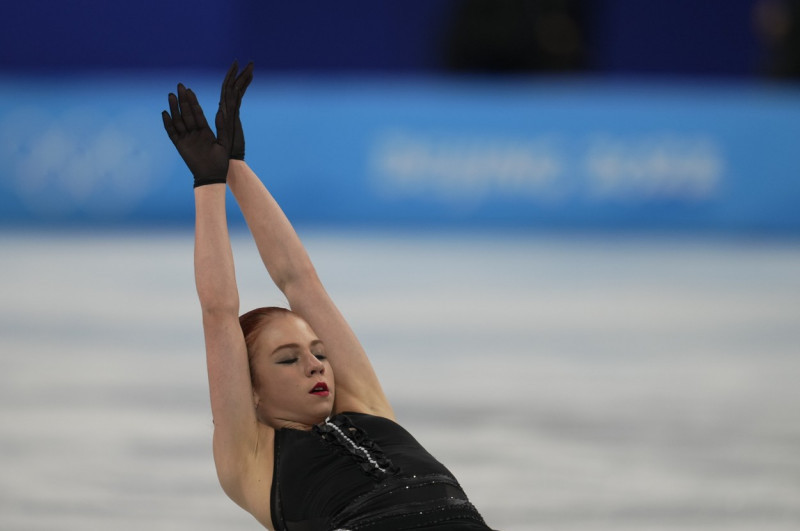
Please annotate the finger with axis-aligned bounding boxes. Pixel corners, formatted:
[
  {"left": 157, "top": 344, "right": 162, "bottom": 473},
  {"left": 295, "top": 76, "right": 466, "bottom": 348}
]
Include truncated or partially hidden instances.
[
  {"left": 234, "top": 62, "right": 254, "bottom": 99},
  {"left": 219, "top": 60, "right": 238, "bottom": 104},
  {"left": 167, "top": 92, "right": 186, "bottom": 134},
  {"left": 215, "top": 104, "right": 226, "bottom": 142},
  {"left": 228, "top": 59, "right": 239, "bottom": 85},
  {"left": 234, "top": 62, "right": 254, "bottom": 97},
  {"left": 221, "top": 60, "right": 239, "bottom": 107},
  {"left": 186, "top": 89, "right": 210, "bottom": 131},
  {"left": 177, "top": 84, "right": 197, "bottom": 131},
  {"left": 161, "top": 110, "right": 179, "bottom": 144}
]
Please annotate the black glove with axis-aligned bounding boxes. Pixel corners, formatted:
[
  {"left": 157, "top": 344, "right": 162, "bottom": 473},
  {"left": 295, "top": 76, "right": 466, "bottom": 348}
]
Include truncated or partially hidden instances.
[
  {"left": 162, "top": 84, "right": 229, "bottom": 188},
  {"left": 217, "top": 60, "right": 254, "bottom": 161}
]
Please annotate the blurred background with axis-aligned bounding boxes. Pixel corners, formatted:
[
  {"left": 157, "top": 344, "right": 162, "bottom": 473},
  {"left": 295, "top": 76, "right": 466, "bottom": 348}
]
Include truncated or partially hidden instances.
[{"left": 1, "top": 1, "right": 799, "bottom": 530}]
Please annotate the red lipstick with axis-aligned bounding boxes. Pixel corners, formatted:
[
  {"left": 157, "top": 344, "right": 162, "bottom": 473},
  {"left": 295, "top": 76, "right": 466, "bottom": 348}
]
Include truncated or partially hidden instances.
[{"left": 309, "top": 382, "right": 330, "bottom": 397}]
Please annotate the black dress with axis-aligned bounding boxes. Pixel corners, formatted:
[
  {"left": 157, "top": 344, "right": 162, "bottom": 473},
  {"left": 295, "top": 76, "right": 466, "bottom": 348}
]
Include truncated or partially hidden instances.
[{"left": 271, "top": 412, "right": 491, "bottom": 530}]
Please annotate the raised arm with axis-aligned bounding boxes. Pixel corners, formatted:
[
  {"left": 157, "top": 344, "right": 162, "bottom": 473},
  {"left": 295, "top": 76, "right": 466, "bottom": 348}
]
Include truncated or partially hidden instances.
[
  {"left": 161, "top": 73, "right": 263, "bottom": 509},
  {"left": 225, "top": 80, "right": 393, "bottom": 420},
  {"left": 227, "top": 163, "right": 393, "bottom": 419}
]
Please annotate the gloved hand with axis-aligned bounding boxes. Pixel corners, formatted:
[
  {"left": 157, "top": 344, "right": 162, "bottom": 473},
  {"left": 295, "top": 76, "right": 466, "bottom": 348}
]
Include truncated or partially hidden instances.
[
  {"left": 162, "top": 84, "right": 229, "bottom": 188},
  {"left": 217, "top": 60, "right": 254, "bottom": 160}
]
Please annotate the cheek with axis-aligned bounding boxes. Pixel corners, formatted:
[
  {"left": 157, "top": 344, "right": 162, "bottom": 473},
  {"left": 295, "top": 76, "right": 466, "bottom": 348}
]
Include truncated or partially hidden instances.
[
  {"left": 251, "top": 361, "right": 276, "bottom": 395},
  {"left": 254, "top": 365, "right": 296, "bottom": 401}
]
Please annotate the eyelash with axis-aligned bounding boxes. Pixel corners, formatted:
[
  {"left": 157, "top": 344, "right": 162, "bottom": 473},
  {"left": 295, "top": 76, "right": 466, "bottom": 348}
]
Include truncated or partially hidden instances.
[{"left": 277, "top": 354, "right": 326, "bottom": 365}]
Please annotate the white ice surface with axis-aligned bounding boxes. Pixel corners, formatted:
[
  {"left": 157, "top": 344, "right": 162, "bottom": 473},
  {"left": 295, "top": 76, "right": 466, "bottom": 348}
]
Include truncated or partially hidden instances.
[{"left": 1, "top": 230, "right": 799, "bottom": 530}]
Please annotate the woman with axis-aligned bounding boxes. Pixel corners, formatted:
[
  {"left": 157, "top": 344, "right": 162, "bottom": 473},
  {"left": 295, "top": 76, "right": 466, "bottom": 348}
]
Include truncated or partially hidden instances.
[{"left": 162, "top": 62, "right": 492, "bottom": 530}]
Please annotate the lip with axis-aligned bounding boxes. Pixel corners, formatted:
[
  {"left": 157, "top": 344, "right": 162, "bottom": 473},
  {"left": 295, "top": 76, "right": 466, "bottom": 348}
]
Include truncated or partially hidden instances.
[{"left": 309, "top": 382, "right": 330, "bottom": 397}]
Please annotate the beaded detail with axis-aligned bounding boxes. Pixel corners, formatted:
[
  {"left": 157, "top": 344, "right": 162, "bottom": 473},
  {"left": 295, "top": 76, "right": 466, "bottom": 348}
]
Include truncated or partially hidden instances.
[
  {"left": 313, "top": 414, "right": 399, "bottom": 481},
  {"left": 273, "top": 413, "right": 490, "bottom": 530}
]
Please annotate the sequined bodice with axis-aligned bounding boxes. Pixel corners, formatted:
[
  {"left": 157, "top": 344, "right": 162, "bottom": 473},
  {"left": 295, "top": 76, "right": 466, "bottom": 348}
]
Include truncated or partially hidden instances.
[{"left": 270, "top": 412, "right": 489, "bottom": 530}]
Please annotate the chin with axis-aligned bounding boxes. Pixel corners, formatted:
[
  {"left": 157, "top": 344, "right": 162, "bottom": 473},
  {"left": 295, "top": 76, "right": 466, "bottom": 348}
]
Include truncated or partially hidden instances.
[{"left": 314, "top": 405, "right": 334, "bottom": 421}]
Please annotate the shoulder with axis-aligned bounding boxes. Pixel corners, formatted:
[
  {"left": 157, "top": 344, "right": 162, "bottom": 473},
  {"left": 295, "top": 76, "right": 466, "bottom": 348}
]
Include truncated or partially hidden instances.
[{"left": 333, "top": 396, "right": 395, "bottom": 422}]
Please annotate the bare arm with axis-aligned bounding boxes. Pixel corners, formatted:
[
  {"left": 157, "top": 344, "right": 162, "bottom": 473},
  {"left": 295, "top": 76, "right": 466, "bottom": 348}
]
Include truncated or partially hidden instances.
[
  {"left": 162, "top": 73, "right": 270, "bottom": 522},
  {"left": 227, "top": 160, "right": 394, "bottom": 419},
  {"left": 194, "top": 183, "right": 260, "bottom": 483}
]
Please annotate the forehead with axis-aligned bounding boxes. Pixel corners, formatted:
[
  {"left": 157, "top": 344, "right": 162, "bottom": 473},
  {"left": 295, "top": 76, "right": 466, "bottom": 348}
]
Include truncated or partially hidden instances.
[{"left": 253, "top": 314, "right": 318, "bottom": 351}]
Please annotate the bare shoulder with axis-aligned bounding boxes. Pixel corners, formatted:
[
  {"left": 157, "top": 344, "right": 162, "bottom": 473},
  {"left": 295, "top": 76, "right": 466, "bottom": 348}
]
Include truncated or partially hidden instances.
[
  {"left": 333, "top": 394, "right": 396, "bottom": 421},
  {"left": 216, "top": 422, "right": 275, "bottom": 529}
]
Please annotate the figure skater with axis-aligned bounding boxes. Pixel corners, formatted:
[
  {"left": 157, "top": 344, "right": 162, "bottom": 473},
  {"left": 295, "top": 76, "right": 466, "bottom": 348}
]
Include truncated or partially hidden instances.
[{"left": 161, "top": 62, "right": 492, "bottom": 531}]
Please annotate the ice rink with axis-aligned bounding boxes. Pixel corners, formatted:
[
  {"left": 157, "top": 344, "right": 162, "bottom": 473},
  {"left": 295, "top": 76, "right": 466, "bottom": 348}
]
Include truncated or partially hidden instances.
[{"left": 1, "top": 229, "right": 799, "bottom": 530}]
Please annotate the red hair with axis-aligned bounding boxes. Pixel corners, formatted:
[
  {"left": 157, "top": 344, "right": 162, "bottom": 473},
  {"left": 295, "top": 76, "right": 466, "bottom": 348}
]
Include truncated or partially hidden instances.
[{"left": 239, "top": 306, "right": 294, "bottom": 378}]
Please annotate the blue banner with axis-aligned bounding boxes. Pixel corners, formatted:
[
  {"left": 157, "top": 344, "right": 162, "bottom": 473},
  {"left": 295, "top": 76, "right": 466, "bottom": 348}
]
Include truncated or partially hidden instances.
[{"left": 1, "top": 74, "right": 799, "bottom": 232}]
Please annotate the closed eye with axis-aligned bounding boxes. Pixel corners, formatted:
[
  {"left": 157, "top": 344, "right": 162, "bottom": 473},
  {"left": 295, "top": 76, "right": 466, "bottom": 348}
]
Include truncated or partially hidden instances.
[{"left": 277, "top": 358, "right": 298, "bottom": 365}]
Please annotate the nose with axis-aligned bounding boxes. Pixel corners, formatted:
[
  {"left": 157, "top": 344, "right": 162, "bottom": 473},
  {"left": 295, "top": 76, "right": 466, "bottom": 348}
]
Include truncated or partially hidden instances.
[{"left": 306, "top": 353, "right": 325, "bottom": 377}]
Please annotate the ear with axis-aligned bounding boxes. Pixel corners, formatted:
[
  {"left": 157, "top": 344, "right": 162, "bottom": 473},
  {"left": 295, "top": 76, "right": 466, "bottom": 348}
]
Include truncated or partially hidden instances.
[{"left": 252, "top": 388, "right": 261, "bottom": 411}]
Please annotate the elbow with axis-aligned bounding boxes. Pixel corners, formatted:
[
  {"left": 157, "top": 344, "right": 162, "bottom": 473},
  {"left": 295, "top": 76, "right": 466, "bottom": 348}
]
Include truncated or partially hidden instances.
[
  {"left": 275, "top": 259, "right": 318, "bottom": 294},
  {"left": 200, "top": 300, "right": 240, "bottom": 322},
  {"left": 197, "top": 286, "right": 240, "bottom": 316}
]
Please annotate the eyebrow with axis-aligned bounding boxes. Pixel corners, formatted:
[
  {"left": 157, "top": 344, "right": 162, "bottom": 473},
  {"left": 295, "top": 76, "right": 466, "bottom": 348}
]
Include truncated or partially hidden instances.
[{"left": 271, "top": 340, "right": 323, "bottom": 356}]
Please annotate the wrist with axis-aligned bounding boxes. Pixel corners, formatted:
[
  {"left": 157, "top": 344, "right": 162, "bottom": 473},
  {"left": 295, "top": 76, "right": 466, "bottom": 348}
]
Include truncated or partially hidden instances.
[
  {"left": 193, "top": 159, "right": 230, "bottom": 188},
  {"left": 193, "top": 177, "right": 227, "bottom": 188},
  {"left": 227, "top": 159, "right": 249, "bottom": 178},
  {"left": 193, "top": 182, "right": 227, "bottom": 194}
]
